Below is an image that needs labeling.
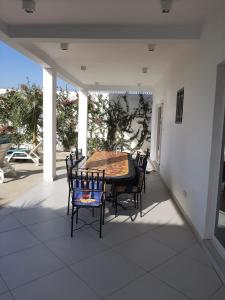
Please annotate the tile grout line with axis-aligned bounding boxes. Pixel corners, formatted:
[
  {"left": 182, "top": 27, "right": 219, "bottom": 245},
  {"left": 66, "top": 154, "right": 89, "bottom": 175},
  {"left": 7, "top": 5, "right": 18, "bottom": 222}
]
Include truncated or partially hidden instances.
[
  {"left": 150, "top": 271, "right": 193, "bottom": 300},
  {"left": 23, "top": 224, "right": 104, "bottom": 299}
]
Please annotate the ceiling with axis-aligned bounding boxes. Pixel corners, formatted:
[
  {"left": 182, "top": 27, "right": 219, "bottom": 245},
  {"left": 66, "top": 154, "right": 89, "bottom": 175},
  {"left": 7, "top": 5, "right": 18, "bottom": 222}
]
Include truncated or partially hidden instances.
[
  {"left": 0, "top": 0, "right": 217, "bottom": 26},
  {"left": 0, "top": 0, "right": 222, "bottom": 91},
  {"left": 35, "top": 39, "right": 198, "bottom": 88}
]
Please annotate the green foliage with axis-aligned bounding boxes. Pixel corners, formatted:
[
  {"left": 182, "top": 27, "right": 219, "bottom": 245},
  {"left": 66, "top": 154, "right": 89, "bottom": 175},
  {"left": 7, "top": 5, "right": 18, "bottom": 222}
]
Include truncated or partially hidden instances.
[
  {"left": 0, "top": 84, "right": 151, "bottom": 153},
  {"left": 87, "top": 93, "right": 152, "bottom": 154},
  {"left": 0, "top": 83, "right": 43, "bottom": 146},
  {"left": 56, "top": 88, "right": 79, "bottom": 151},
  {"left": 88, "top": 94, "right": 109, "bottom": 154}
]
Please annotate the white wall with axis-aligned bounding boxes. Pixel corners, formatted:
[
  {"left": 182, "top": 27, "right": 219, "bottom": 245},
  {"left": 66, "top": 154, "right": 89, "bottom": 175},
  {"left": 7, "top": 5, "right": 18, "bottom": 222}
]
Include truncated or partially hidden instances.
[{"left": 151, "top": 3, "right": 225, "bottom": 238}]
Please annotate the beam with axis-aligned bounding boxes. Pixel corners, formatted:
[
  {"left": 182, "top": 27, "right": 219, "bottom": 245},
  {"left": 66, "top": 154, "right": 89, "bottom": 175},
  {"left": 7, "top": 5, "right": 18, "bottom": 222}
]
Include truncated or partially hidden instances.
[
  {"left": 7, "top": 24, "right": 202, "bottom": 40},
  {"left": 19, "top": 42, "right": 86, "bottom": 90},
  {"left": 86, "top": 84, "right": 153, "bottom": 94}
]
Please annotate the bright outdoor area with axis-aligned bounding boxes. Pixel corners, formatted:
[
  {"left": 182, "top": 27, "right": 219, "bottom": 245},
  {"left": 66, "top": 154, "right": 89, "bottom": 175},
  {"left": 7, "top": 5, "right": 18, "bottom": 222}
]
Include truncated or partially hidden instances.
[{"left": 1, "top": 1, "right": 225, "bottom": 300}]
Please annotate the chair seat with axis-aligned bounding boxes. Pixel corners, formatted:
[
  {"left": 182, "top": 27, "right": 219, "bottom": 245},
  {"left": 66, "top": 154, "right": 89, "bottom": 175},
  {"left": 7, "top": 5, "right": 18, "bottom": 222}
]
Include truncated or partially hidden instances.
[{"left": 73, "top": 190, "right": 103, "bottom": 207}]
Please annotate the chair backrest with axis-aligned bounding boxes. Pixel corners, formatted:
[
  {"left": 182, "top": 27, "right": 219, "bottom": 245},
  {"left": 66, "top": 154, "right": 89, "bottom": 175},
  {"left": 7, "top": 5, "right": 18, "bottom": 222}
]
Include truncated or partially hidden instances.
[
  {"left": 70, "top": 167, "right": 105, "bottom": 192},
  {"left": 135, "top": 151, "right": 141, "bottom": 161},
  {"left": 137, "top": 154, "right": 148, "bottom": 172},
  {"left": 76, "top": 148, "right": 83, "bottom": 160},
  {"left": 146, "top": 148, "right": 150, "bottom": 158}
]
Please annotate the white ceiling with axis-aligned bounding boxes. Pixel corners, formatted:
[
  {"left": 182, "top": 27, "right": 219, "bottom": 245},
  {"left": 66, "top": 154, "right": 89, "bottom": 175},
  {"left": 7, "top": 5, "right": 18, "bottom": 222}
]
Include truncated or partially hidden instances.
[
  {"left": 0, "top": 0, "right": 221, "bottom": 91},
  {"left": 0, "top": 0, "right": 217, "bottom": 26},
  {"left": 35, "top": 39, "right": 198, "bottom": 87}
]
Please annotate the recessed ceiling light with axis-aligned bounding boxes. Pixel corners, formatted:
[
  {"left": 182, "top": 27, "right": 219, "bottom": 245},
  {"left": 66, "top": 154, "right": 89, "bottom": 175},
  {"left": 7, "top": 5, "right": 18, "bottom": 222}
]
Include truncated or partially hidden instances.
[
  {"left": 142, "top": 67, "right": 148, "bottom": 74},
  {"left": 81, "top": 65, "right": 87, "bottom": 71},
  {"left": 60, "top": 43, "right": 69, "bottom": 51},
  {"left": 160, "top": 0, "right": 173, "bottom": 14},
  {"left": 22, "top": 0, "right": 35, "bottom": 13},
  {"left": 148, "top": 44, "right": 155, "bottom": 52}
]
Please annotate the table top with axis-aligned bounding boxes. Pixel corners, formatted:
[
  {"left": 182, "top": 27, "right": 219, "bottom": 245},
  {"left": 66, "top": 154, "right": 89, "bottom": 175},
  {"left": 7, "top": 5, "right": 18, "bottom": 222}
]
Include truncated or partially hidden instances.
[{"left": 83, "top": 151, "right": 135, "bottom": 182}]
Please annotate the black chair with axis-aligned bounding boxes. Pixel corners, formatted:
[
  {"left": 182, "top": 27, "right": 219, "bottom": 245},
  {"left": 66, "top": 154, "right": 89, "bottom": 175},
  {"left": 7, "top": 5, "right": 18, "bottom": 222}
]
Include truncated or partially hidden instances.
[
  {"left": 65, "top": 149, "right": 85, "bottom": 215},
  {"left": 114, "top": 167, "right": 145, "bottom": 217},
  {"left": 70, "top": 168, "right": 106, "bottom": 238},
  {"left": 136, "top": 153, "right": 149, "bottom": 192}
]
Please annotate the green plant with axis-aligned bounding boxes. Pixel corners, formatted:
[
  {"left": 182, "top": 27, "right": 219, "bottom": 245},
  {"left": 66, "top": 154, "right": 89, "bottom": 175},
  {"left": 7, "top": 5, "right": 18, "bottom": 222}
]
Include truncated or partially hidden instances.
[
  {"left": 0, "top": 82, "right": 43, "bottom": 146},
  {"left": 87, "top": 93, "right": 152, "bottom": 154},
  {"left": 56, "top": 88, "right": 79, "bottom": 151}
]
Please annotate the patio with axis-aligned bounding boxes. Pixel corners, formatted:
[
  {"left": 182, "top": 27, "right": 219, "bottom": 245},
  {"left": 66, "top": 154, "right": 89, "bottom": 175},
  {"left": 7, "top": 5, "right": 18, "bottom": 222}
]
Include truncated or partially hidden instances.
[{"left": 0, "top": 169, "right": 224, "bottom": 300}]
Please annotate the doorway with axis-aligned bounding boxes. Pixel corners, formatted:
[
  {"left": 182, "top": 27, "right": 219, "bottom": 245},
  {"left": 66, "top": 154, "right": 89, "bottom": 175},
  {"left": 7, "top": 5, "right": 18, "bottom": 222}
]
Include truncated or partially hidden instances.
[
  {"left": 209, "top": 62, "right": 225, "bottom": 251},
  {"left": 156, "top": 104, "right": 163, "bottom": 164},
  {"left": 215, "top": 110, "right": 225, "bottom": 248}
]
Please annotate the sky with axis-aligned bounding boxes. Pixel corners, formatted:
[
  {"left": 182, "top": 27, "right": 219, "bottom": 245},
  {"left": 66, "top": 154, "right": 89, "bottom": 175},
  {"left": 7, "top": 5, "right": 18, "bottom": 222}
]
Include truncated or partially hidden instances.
[{"left": 0, "top": 41, "right": 77, "bottom": 90}]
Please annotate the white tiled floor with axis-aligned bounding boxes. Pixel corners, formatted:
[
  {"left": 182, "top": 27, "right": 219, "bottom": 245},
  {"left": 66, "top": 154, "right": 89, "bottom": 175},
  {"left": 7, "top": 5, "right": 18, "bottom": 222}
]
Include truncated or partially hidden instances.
[{"left": 0, "top": 171, "right": 225, "bottom": 300}]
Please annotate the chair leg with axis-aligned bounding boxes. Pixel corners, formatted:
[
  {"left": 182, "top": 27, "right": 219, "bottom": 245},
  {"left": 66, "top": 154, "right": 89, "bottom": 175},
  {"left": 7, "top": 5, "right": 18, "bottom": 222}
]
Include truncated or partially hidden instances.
[
  {"left": 67, "top": 189, "right": 71, "bottom": 215},
  {"left": 115, "top": 193, "right": 118, "bottom": 217},
  {"left": 76, "top": 207, "right": 79, "bottom": 224},
  {"left": 144, "top": 173, "right": 146, "bottom": 193},
  {"left": 71, "top": 206, "right": 74, "bottom": 237},
  {"left": 102, "top": 200, "right": 105, "bottom": 225},
  {"left": 134, "top": 193, "right": 136, "bottom": 208},
  {"left": 140, "top": 193, "right": 143, "bottom": 217},
  {"left": 136, "top": 193, "right": 139, "bottom": 209},
  {"left": 99, "top": 205, "right": 103, "bottom": 238}
]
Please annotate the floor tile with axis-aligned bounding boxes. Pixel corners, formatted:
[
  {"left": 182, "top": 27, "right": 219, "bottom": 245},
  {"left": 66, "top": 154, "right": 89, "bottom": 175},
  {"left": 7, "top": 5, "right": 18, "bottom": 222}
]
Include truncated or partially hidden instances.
[
  {"left": 71, "top": 249, "right": 145, "bottom": 298},
  {"left": 99, "top": 219, "right": 140, "bottom": 247},
  {"left": 0, "top": 244, "right": 63, "bottom": 289},
  {"left": 113, "top": 231, "right": 177, "bottom": 271},
  {"left": 0, "top": 215, "right": 22, "bottom": 233},
  {"left": 13, "top": 207, "right": 60, "bottom": 225},
  {"left": 181, "top": 243, "right": 212, "bottom": 267},
  {"left": 0, "top": 293, "right": 14, "bottom": 300},
  {"left": 12, "top": 268, "right": 100, "bottom": 300},
  {"left": 106, "top": 273, "right": 189, "bottom": 300},
  {"left": 0, "top": 227, "right": 39, "bottom": 257},
  {"left": 0, "top": 277, "right": 8, "bottom": 295},
  {"left": 45, "top": 232, "right": 108, "bottom": 264},
  {"left": 148, "top": 224, "right": 196, "bottom": 252},
  {"left": 125, "top": 200, "right": 178, "bottom": 234},
  {"left": 28, "top": 216, "right": 70, "bottom": 242},
  {"left": 210, "top": 287, "right": 225, "bottom": 300},
  {"left": 152, "top": 253, "right": 222, "bottom": 300}
]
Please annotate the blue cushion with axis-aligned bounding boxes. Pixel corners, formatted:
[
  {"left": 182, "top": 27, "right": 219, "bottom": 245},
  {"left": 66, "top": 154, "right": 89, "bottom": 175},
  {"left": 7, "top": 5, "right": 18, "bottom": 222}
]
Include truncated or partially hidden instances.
[{"left": 72, "top": 190, "right": 103, "bottom": 207}]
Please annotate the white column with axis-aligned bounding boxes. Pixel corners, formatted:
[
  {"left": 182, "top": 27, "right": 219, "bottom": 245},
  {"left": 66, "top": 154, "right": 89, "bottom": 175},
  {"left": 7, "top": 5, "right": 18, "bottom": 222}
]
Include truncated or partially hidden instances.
[
  {"left": 78, "top": 91, "right": 88, "bottom": 157},
  {"left": 43, "top": 68, "right": 56, "bottom": 181}
]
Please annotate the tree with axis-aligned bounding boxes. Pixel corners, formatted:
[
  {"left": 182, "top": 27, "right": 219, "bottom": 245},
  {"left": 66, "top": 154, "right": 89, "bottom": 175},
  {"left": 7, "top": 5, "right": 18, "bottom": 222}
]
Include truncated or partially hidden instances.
[
  {"left": 56, "top": 88, "right": 79, "bottom": 151},
  {"left": 0, "top": 83, "right": 43, "bottom": 146}
]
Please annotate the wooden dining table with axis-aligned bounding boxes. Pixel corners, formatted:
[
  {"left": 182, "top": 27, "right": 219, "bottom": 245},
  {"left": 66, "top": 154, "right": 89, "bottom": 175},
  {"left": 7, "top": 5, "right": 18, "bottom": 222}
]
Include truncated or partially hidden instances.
[{"left": 82, "top": 151, "right": 136, "bottom": 183}]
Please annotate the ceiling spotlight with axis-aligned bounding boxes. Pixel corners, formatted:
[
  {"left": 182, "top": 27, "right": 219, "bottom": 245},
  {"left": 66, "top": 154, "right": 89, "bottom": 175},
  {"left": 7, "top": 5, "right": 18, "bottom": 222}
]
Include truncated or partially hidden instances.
[
  {"left": 142, "top": 67, "right": 148, "bottom": 74},
  {"left": 148, "top": 44, "right": 155, "bottom": 52},
  {"left": 160, "top": 0, "right": 173, "bottom": 13},
  {"left": 60, "top": 43, "right": 69, "bottom": 51},
  {"left": 137, "top": 83, "right": 141, "bottom": 87},
  {"left": 81, "top": 65, "right": 87, "bottom": 71},
  {"left": 22, "top": 0, "right": 35, "bottom": 13}
]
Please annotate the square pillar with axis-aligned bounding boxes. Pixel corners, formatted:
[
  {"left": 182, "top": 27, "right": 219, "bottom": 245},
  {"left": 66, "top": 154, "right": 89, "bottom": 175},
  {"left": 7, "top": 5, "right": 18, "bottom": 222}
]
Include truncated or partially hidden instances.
[
  {"left": 43, "top": 68, "right": 56, "bottom": 181},
  {"left": 78, "top": 91, "right": 88, "bottom": 157}
]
